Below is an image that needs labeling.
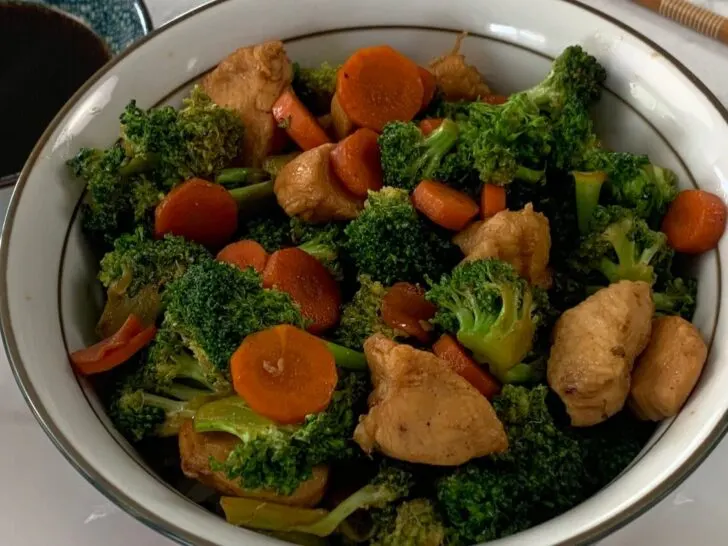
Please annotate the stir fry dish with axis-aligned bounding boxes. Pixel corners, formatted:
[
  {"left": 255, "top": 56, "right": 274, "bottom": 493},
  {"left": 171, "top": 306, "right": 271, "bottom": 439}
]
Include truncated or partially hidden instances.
[{"left": 67, "top": 34, "right": 726, "bottom": 545}]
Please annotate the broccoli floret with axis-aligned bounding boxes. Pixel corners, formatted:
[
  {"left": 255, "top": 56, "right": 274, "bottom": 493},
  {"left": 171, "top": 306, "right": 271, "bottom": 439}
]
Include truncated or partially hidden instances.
[
  {"left": 523, "top": 45, "right": 607, "bottom": 112},
  {"left": 292, "top": 62, "right": 340, "bottom": 116},
  {"left": 220, "top": 464, "right": 413, "bottom": 537},
  {"left": 96, "top": 229, "right": 211, "bottom": 337},
  {"left": 240, "top": 209, "right": 294, "bottom": 252},
  {"left": 335, "top": 275, "right": 400, "bottom": 350},
  {"left": 120, "top": 85, "right": 243, "bottom": 185},
  {"left": 654, "top": 277, "right": 698, "bottom": 320},
  {"left": 378, "top": 120, "right": 460, "bottom": 191},
  {"left": 290, "top": 218, "right": 347, "bottom": 280},
  {"left": 571, "top": 205, "right": 674, "bottom": 285},
  {"left": 436, "top": 385, "right": 585, "bottom": 543},
  {"left": 426, "top": 259, "right": 548, "bottom": 383},
  {"left": 548, "top": 98, "right": 602, "bottom": 172},
  {"left": 370, "top": 499, "right": 446, "bottom": 546},
  {"left": 163, "top": 260, "right": 307, "bottom": 374},
  {"left": 344, "top": 188, "right": 459, "bottom": 285},
  {"left": 197, "top": 372, "right": 369, "bottom": 495}
]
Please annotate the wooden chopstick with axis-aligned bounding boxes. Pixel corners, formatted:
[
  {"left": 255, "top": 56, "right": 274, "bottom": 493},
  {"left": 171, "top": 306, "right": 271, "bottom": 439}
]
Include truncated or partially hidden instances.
[{"left": 632, "top": 0, "right": 728, "bottom": 45}]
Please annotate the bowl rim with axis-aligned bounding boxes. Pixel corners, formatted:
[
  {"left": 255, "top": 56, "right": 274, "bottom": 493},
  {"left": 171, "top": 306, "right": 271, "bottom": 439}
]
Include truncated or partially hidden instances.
[{"left": 3, "top": 1, "right": 728, "bottom": 545}]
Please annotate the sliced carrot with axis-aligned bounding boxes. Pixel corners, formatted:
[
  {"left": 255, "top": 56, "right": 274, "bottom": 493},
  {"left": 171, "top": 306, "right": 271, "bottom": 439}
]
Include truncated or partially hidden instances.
[
  {"left": 411, "top": 179, "right": 479, "bottom": 231},
  {"left": 418, "top": 66, "right": 437, "bottom": 110},
  {"left": 331, "top": 92, "right": 355, "bottom": 140},
  {"left": 433, "top": 334, "right": 501, "bottom": 399},
  {"left": 337, "top": 45, "right": 424, "bottom": 132},
  {"left": 230, "top": 325, "right": 338, "bottom": 425},
  {"left": 272, "top": 89, "right": 331, "bottom": 151},
  {"left": 71, "top": 314, "right": 157, "bottom": 375},
  {"left": 330, "top": 128, "right": 383, "bottom": 198},
  {"left": 419, "top": 118, "right": 444, "bottom": 137},
  {"left": 381, "top": 282, "right": 437, "bottom": 343},
  {"left": 481, "top": 183, "right": 507, "bottom": 219},
  {"left": 662, "top": 189, "right": 727, "bottom": 254},
  {"left": 155, "top": 178, "right": 238, "bottom": 249},
  {"left": 483, "top": 94, "right": 508, "bottom": 105},
  {"left": 263, "top": 248, "right": 341, "bottom": 334},
  {"left": 217, "top": 240, "right": 269, "bottom": 274}
]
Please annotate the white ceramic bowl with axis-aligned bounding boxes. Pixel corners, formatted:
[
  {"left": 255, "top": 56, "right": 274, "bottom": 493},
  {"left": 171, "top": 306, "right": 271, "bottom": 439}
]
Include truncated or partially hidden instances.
[{"left": 3, "top": 0, "right": 728, "bottom": 544}]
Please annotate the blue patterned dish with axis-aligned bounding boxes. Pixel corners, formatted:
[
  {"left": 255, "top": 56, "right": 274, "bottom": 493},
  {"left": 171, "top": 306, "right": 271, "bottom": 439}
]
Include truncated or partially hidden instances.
[{"left": 23, "top": 0, "right": 152, "bottom": 53}]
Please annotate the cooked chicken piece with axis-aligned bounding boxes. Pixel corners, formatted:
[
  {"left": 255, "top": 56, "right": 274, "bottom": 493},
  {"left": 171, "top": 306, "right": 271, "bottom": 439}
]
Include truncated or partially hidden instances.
[
  {"left": 428, "top": 33, "right": 491, "bottom": 102},
  {"left": 178, "top": 420, "right": 328, "bottom": 507},
  {"left": 629, "top": 316, "right": 708, "bottom": 421},
  {"left": 453, "top": 203, "right": 552, "bottom": 288},
  {"left": 274, "top": 143, "right": 364, "bottom": 222},
  {"left": 202, "top": 40, "right": 293, "bottom": 166},
  {"left": 354, "top": 334, "right": 508, "bottom": 465},
  {"left": 547, "top": 281, "right": 654, "bottom": 427}
]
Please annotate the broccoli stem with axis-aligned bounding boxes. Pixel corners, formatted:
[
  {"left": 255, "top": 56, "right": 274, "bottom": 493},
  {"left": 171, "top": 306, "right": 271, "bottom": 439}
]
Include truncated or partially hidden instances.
[
  {"left": 228, "top": 180, "right": 276, "bottom": 214},
  {"left": 263, "top": 152, "right": 301, "bottom": 178},
  {"left": 298, "top": 240, "right": 336, "bottom": 264},
  {"left": 573, "top": 170, "right": 607, "bottom": 234},
  {"left": 221, "top": 497, "right": 328, "bottom": 532},
  {"left": 325, "top": 342, "right": 367, "bottom": 371},
  {"left": 514, "top": 165, "right": 545, "bottom": 184},
  {"left": 118, "top": 153, "right": 160, "bottom": 177},
  {"left": 194, "top": 395, "right": 295, "bottom": 438},
  {"left": 140, "top": 391, "right": 197, "bottom": 436},
  {"left": 216, "top": 168, "right": 270, "bottom": 188},
  {"left": 599, "top": 219, "right": 653, "bottom": 283},
  {"left": 410, "top": 119, "right": 459, "bottom": 182}
]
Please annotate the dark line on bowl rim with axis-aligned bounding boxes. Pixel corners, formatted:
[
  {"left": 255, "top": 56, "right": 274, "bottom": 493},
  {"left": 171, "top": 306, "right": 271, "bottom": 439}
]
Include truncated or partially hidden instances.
[{"left": 0, "top": 0, "right": 724, "bottom": 545}]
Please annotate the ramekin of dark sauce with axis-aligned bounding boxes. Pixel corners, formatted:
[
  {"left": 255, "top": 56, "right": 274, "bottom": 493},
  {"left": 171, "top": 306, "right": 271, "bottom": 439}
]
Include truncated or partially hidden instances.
[{"left": 0, "top": 2, "right": 112, "bottom": 183}]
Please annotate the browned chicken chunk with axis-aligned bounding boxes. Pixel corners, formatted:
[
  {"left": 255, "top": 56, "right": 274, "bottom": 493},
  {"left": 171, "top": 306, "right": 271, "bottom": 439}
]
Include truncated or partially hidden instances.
[
  {"left": 453, "top": 203, "right": 552, "bottom": 288},
  {"left": 274, "top": 143, "right": 364, "bottom": 222},
  {"left": 428, "top": 33, "right": 491, "bottom": 101},
  {"left": 202, "top": 40, "right": 293, "bottom": 166},
  {"left": 629, "top": 316, "right": 708, "bottom": 421},
  {"left": 178, "top": 420, "right": 328, "bottom": 507},
  {"left": 547, "top": 281, "right": 654, "bottom": 427},
  {"left": 353, "top": 334, "right": 508, "bottom": 465}
]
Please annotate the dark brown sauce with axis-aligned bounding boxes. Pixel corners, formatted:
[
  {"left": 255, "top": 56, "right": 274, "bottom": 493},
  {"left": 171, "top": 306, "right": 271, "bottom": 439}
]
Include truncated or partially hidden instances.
[{"left": 0, "top": 3, "right": 111, "bottom": 175}]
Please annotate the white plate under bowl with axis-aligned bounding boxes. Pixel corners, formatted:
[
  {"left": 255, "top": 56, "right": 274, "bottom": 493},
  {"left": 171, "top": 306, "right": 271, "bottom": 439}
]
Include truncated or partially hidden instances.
[{"left": 2, "top": 0, "right": 728, "bottom": 545}]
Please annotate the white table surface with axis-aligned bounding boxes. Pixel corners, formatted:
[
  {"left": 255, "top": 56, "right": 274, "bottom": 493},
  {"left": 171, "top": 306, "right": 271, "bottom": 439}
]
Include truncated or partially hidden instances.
[{"left": 2, "top": 1, "right": 728, "bottom": 544}]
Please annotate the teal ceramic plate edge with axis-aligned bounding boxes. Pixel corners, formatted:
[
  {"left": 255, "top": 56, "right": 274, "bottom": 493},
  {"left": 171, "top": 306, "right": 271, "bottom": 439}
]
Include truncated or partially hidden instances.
[{"left": 21, "top": 0, "right": 153, "bottom": 53}]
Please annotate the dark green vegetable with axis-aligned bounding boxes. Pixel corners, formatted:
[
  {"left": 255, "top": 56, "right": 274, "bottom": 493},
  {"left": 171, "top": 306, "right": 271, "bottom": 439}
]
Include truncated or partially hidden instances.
[
  {"left": 290, "top": 219, "right": 348, "bottom": 281},
  {"left": 215, "top": 167, "right": 270, "bottom": 188},
  {"left": 240, "top": 209, "right": 294, "bottom": 253},
  {"left": 197, "top": 372, "right": 369, "bottom": 495},
  {"left": 426, "top": 259, "right": 549, "bottom": 383},
  {"left": 653, "top": 277, "right": 698, "bottom": 320},
  {"left": 572, "top": 170, "right": 607, "bottom": 234},
  {"left": 370, "top": 499, "right": 446, "bottom": 546},
  {"left": 344, "top": 187, "right": 459, "bottom": 285},
  {"left": 292, "top": 61, "right": 340, "bottom": 116}
]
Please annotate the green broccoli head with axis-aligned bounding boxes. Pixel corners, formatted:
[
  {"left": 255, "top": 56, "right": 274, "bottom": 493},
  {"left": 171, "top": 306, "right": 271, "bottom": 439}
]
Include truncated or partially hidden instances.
[
  {"left": 548, "top": 98, "right": 602, "bottom": 172},
  {"left": 334, "top": 275, "right": 400, "bottom": 350},
  {"left": 292, "top": 61, "right": 340, "bottom": 116},
  {"left": 96, "top": 229, "right": 211, "bottom": 337},
  {"left": 344, "top": 187, "right": 459, "bottom": 285},
  {"left": 163, "top": 260, "right": 307, "bottom": 374},
  {"left": 196, "top": 372, "right": 369, "bottom": 495},
  {"left": 370, "top": 499, "right": 446, "bottom": 546},
  {"left": 427, "top": 259, "right": 547, "bottom": 383},
  {"left": 378, "top": 119, "right": 460, "bottom": 191},
  {"left": 525, "top": 45, "right": 607, "bottom": 112},
  {"left": 571, "top": 205, "right": 674, "bottom": 285},
  {"left": 240, "top": 209, "right": 294, "bottom": 253},
  {"left": 653, "top": 277, "right": 698, "bottom": 320},
  {"left": 290, "top": 218, "right": 347, "bottom": 281}
]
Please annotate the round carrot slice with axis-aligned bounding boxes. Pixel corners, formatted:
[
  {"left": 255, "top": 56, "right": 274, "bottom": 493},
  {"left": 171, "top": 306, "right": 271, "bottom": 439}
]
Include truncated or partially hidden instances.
[
  {"left": 231, "top": 325, "right": 338, "bottom": 424},
  {"left": 336, "top": 45, "right": 424, "bottom": 132},
  {"left": 662, "top": 189, "right": 727, "bottom": 254},
  {"left": 155, "top": 178, "right": 238, "bottom": 249},
  {"left": 381, "top": 282, "right": 437, "bottom": 343},
  {"left": 263, "top": 247, "right": 341, "bottom": 334},
  {"left": 330, "top": 128, "right": 383, "bottom": 198},
  {"left": 217, "top": 240, "right": 269, "bottom": 273}
]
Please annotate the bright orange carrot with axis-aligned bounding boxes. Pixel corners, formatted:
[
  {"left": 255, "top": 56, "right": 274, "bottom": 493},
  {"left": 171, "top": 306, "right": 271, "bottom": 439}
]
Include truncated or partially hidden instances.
[
  {"left": 481, "top": 183, "right": 507, "bottom": 219},
  {"left": 217, "top": 240, "right": 269, "bottom": 274},
  {"left": 483, "top": 94, "right": 508, "bottom": 105},
  {"left": 662, "top": 189, "right": 727, "bottom": 254},
  {"left": 272, "top": 90, "right": 331, "bottom": 151},
  {"left": 330, "top": 128, "right": 383, "bottom": 198},
  {"left": 331, "top": 92, "right": 355, "bottom": 140},
  {"left": 381, "top": 282, "right": 437, "bottom": 343},
  {"left": 419, "top": 66, "right": 437, "bottom": 110},
  {"left": 337, "top": 45, "right": 424, "bottom": 132},
  {"left": 412, "top": 179, "right": 480, "bottom": 231},
  {"left": 433, "top": 334, "right": 501, "bottom": 399},
  {"left": 419, "top": 118, "right": 444, "bottom": 137},
  {"left": 262, "top": 248, "right": 341, "bottom": 334},
  {"left": 230, "top": 325, "right": 338, "bottom": 424},
  {"left": 155, "top": 178, "right": 238, "bottom": 249},
  {"left": 71, "top": 314, "right": 157, "bottom": 375}
]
